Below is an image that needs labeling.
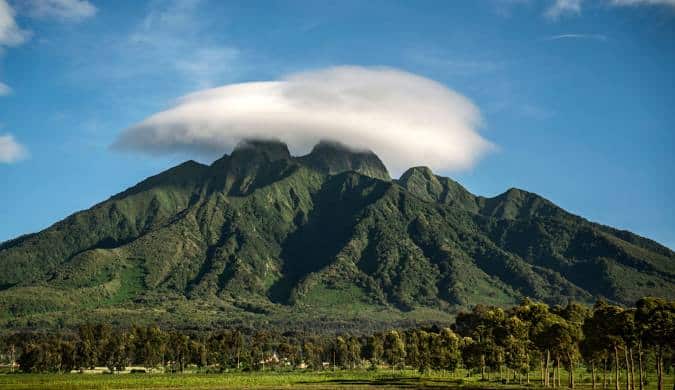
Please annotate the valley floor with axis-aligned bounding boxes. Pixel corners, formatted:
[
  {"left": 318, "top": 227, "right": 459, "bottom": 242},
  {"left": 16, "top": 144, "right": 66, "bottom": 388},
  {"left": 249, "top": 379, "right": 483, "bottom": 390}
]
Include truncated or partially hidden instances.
[{"left": 0, "top": 369, "right": 671, "bottom": 390}]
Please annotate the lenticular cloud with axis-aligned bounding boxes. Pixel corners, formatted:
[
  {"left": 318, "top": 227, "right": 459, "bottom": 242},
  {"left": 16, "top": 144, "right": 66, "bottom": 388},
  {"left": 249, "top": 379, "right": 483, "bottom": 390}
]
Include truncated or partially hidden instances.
[{"left": 113, "top": 66, "right": 493, "bottom": 175}]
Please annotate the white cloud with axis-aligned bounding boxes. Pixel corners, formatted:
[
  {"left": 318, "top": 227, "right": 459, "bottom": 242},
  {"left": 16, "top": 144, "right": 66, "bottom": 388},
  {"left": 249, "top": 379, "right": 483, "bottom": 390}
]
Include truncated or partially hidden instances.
[
  {"left": 544, "top": 0, "right": 675, "bottom": 19},
  {"left": 0, "top": 133, "right": 28, "bottom": 163},
  {"left": 610, "top": 0, "right": 675, "bottom": 6},
  {"left": 545, "top": 0, "right": 583, "bottom": 19},
  {"left": 114, "top": 66, "right": 493, "bottom": 176},
  {"left": 20, "top": 0, "right": 97, "bottom": 22},
  {"left": 0, "top": 81, "right": 11, "bottom": 95},
  {"left": 545, "top": 33, "right": 607, "bottom": 40},
  {"left": 0, "top": 0, "right": 30, "bottom": 47}
]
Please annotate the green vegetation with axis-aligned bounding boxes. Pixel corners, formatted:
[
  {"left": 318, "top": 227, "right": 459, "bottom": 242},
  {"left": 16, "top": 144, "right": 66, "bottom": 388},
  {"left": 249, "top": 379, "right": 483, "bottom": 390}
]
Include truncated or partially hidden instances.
[
  {"left": 0, "top": 140, "right": 673, "bottom": 332},
  {"left": 1, "top": 369, "right": 673, "bottom": 390},
  {"left": 0, "top": 298, "right": 672, "bottom": 389}
]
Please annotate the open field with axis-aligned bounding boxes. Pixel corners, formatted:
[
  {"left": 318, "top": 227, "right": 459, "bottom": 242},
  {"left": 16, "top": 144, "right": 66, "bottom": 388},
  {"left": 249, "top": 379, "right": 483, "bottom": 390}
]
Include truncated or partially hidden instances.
[{"left": 0, "top": 369, "right": 672, "bottom": 390}]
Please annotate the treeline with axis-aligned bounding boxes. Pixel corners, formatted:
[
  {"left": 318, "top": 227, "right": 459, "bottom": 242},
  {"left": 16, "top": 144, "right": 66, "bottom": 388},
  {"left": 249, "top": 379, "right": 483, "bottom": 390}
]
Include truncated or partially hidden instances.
[{"left": 1, "top": 297, "right": 672, "bottom": 390}]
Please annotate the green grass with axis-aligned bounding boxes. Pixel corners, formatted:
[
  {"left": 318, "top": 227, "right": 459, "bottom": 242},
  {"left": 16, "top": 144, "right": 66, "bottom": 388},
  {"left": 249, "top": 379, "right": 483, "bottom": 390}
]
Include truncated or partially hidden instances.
[
  {"left": 0, "top": 368, "right": 671, "bottom": 390},
  {"left": 105, "top": 260, "right": 147, "bottom": 305}
]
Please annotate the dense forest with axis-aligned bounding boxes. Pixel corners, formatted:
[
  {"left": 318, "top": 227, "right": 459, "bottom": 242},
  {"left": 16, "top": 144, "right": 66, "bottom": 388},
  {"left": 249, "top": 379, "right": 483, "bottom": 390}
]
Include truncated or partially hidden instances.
[{"left": 1, "top": 297, "right": 672, "bottom": 390}]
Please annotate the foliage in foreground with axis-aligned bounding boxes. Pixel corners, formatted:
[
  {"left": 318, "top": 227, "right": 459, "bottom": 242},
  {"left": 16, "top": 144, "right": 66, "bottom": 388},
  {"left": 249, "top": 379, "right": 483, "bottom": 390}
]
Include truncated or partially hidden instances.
[{"left": 1, "top": 297, "right": 673, "bottom": 390}]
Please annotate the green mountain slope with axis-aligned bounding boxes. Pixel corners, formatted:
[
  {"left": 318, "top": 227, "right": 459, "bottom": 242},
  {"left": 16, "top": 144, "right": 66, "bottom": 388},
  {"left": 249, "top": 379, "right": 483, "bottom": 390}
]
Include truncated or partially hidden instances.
[{"left": 1, "top": 140, "right": 673, "bottom": 331}]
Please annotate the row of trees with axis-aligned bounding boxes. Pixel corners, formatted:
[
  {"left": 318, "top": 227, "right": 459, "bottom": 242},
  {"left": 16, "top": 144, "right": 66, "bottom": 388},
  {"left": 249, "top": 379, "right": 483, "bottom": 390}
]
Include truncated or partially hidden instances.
[{"left": 1, "top": 297, "right": 672, "bottom": 389}]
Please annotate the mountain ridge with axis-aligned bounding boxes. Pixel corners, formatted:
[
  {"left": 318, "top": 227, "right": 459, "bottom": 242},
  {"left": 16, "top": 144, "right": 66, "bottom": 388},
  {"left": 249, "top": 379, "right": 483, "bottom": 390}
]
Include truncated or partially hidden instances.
[{"left": 0, "top": 139, "right": 672, "bottom": 331}]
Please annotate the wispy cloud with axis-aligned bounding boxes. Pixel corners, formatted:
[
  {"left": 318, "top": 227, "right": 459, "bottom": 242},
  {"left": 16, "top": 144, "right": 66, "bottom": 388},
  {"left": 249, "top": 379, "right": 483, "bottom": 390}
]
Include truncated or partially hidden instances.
[
  {"left": 406, "top": 48, "right": 504, "bottom": 76},
  {"left": 491, "top": 0, "right": 533, "bottom": 18},
  {"left": 545, "top": 0, "right": 583, "bottom": 19},
  {"left": 1, "top": 0, "right": 96, "bottom": 97},
  {"left": 125, "top": 0, "right": 239, "bottom": 88},
  {"left": 610, "top": 0, "right": 675, "bottom": 7},
  {"left": 0, "top": 0, "right": 31, "bottom": 47},
  {"left": 18, "top": 0, "right": 97, "bottom": 22},
  {"left": 0, "top": 81, "right": 11, "bottom": 96},
  {"left": 545, "top": 33, "right": 608, "bottom": 41},
  {"left": 545, "top": 0, "right": 675, "bottom": 20},
  {"left": 79, "top": 0, "right": 240, "bottom": 90},
  {"left": 0, "top": 133, "right": 28, "bottom": 163},
  {"left": 114, "top": 66, "right": 493, "bottom": 175}
]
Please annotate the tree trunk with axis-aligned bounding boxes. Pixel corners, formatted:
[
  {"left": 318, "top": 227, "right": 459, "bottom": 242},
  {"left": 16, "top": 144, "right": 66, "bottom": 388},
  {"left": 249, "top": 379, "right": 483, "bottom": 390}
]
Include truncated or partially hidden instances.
[
  {"left": 604, "top": 359, "right": 608, "bottom": 390},
  {"left": 558, "top": 358, "right": 562, "bottom": 388},
  {"left": 546, "top": 350, "right": 550, "bottom": 387},
  {"left": 625, "top": 347, "right": 631, "bottom": 390},
  {"left": 592, "top": 362, "right": 596, "bottom": 389},
  {"left": 569, "top": 356, "right": 575, "bottom": 389},
  {"left": 615, "top": 346, "right": 620, "bottom": 390},
  {"left": 9, "top": 345, "right": 15, "bottom": 373},
  {"left": 657, "top": 346, "right": 663, "bottom": 390},
  {"left": 637, "top": 343, "right": 643, "bottom": 390},
  {"left": 481, "top": 354, "right": 485, "bottom": 381},
  {"left": 629, "top": 347, "right": 635, "bottom": 390}
]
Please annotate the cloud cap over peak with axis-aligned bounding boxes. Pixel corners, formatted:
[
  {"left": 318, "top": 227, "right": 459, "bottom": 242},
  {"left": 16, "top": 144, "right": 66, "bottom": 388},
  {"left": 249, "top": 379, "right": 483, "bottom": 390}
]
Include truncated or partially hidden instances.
[{"left": 114, "top": 66, "right": 493, "bottom": 175}]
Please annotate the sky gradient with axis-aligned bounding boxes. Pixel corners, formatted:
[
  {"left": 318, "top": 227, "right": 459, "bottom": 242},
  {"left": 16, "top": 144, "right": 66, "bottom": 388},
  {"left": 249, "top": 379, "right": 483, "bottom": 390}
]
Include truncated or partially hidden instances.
[{"left": 1, "top": 0, "right": 674, "bottom": 249}]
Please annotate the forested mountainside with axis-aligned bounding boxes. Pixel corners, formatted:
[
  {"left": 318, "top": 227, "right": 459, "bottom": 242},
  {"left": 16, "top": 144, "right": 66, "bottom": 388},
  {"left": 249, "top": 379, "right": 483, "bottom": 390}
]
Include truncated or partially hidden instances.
[{"left": 1, "top": 139, "right": 673, "bottom": 331}]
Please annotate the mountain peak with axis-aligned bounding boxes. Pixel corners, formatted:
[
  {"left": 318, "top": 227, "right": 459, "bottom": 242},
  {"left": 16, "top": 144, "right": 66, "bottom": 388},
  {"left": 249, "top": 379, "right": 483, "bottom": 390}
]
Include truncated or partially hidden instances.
[
  {"left": 299, "top": 140, "right": 390, "bottom": 181},
  {"left": 398, "top": 166, "right": 445, "bottom": 202},
  {"left": 399, "top": 166, "right": 435, "bottom": 181},
  {"left": 231, "top": 139, "right": 291, "bottom": 162}
]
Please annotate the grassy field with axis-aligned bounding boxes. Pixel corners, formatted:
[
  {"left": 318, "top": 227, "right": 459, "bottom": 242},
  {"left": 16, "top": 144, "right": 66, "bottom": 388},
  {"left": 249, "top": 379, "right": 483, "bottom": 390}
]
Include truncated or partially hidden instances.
[{"left": 0, "top": 369, "right": 672, "bottom": 389}]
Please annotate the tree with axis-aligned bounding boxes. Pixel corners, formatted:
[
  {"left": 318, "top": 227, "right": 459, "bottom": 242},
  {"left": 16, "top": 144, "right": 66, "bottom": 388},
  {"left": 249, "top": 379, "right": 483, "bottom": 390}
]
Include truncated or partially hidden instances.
[
  {"left": 616, "top": 310, "right": 638, "bottom": 390},
  {"left": 635, "top": 297, "right": 675, "bottom": 390},
  {"left": 131, "top": 325, "right": 166, "bottom": 370},
  {"left": 502, "top": 316, "right": 530, "bottom": 384},
  {"left": 364, "top": 334, "right": 384, "bottom": 367},
  {"left": 417, "top": 330, "right": 432, "bottom": 373},
  {"left": 189, "top": 340, "right": 208, "bottom": 368},
  {"left": 231, "top": 330, "right": 245, "bottom": 369},
  {"left": 434, "top": 328, "right": 461, "bottom": 373},
  {"left": 76, "top": 324, "right": 98, "bottom": 369},
  {"left": 383, "top": 330, "right": 406, "bottom": 371},
  {"left": 18, "top": 342, "right": 60, "bottom": 373},
  {"left": 302, "top": 339, "right": 323, "bottom": 370},
  {"left": 588, "top": 301, "right": 627, "bottom": 390},
  {"left": 58, "top": 339, "right": 78, "bottom": 373},
  {"left": 547, "top": 320, "right": 582, "bottom": 389},
  {"left": 581, "top": 322, "right": 608, "bottom": 390},
  {"left": 347, "top": 336, "right": 362, "bottom": 369},
  {"left": 455, "top": 305, "right": 506, "bottom": 381},
  {"left": 101, "top": 330, "right": 129, "bottom": 373},
  {"left": 167, "top": 332, "right": 189, "bottom": 372},
  {"left": 404, "top": 330, "right": 420, "bottom": 370},
  {"left": 553, "top": 302, "right": 588, "bottom": 389},
  {"left": 461, "top": 336, "right": 483, "bottom": 377}
]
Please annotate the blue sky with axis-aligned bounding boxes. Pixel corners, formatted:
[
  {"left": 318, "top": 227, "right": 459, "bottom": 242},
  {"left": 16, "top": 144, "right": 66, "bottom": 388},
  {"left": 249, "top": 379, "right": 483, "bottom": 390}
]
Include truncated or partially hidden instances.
[{"left": 0, "top": 0, "right": 674, "bottom": 249}]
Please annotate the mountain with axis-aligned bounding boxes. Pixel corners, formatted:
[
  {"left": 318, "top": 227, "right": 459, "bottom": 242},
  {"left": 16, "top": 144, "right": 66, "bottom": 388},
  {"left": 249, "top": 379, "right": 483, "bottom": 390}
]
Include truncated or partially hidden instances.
[{"left": 1, "top": 139, "right": 673, "bottom": 331}]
